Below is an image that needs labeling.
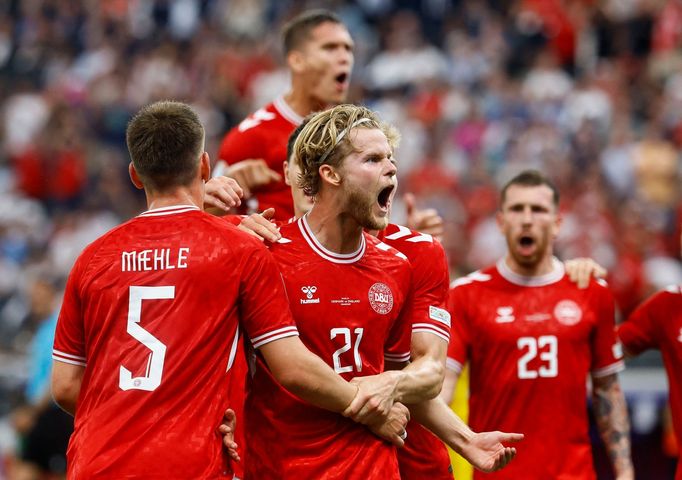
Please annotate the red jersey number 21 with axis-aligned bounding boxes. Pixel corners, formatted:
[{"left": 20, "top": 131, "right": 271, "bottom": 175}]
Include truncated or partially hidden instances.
[{"left": 119, "top": 286, "right": 174, "bottom": 392}]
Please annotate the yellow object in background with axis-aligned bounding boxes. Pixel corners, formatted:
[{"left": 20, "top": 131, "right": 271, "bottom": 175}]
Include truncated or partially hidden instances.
[{"left": 449, "top": 366, "right": 473, "bottom": 480}]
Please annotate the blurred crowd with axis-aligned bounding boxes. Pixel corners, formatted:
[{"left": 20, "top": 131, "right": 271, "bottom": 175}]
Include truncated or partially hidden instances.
[{"left": 0, "top": 0, "right": 681, "bottom": 477}]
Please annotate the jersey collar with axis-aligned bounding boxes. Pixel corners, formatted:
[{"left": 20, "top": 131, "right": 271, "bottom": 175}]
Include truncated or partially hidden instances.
[
  {"left": 138, "top": 205, "right": 200, "bottom": 217},
  {"left": 298, "top": 214, "right": 366, "bottom": 264},
  {"left": 497, "top": 256, "right": 565, "bottom": 287},
  {"left": 274, "top": 96, "right": 304, "bottom": 126}
]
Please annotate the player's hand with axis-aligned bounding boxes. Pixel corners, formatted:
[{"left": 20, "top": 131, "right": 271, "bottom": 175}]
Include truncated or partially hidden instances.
[
  {"left": 226, "top": 159, "right": 282, "bottom": 198},
  {"left": 565, "top": 257, "right": 607, "bottom": 289},
  {"left": 204, "top": 176, "right": 243, "bottom": 214},
  {"left": 460, "top": 431, "right": 524, "bottom": 473},
  {"left": 343, "top": 371, "right": 400, "bottom": 424},
  {"left": 366, "top": 402, "right": 410, "bottom": 448},
  {"left": 217, "top": 408, "right": 241, "bottom": 462},
  {"left": 404, "top": 193, "right": 444, "bottom": 240},
  {"left": 238, "top": 208, "right": 281, "bottom": 243}
]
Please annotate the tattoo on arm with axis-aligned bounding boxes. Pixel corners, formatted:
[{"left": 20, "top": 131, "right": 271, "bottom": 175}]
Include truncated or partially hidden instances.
[{"left": 592, "top": 373, "right": 634, "bottom": 479}]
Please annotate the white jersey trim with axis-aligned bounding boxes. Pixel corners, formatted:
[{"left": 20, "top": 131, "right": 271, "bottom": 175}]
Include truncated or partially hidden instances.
[
  {"left": 53, "top": 349, "right": 86, "bottom": 361},
  {"left": 412, "top": 323, "right": 450, "bottom": 343},
  {"left": 274, "top": 96, "right": 304, "bottom": 126},
  {"left": 138, "top": 205, "right": 200, "bottom": 217},
  {"left": 52, "top": 353, "right": 87, "bottom": 367},
  {"left": 591, "top": 360, "right": 625, "bottom": 378},
  {"left": 298, "top": 215, "right": 366, "bottom": 264},
  {"left": 251, "top": 326, "right": 299, "bottom": 349},
  {"left": 497, "top": 257, "right": 565, "bottom": 287},
  {"left": 446, "top": 357, "right": 463, "bottom": 373},
  {"left": 385, "top": 352, "right": 411, "bottom": 363},
  {"left": 226, "top": 325, "right": 240, "bottom": 372}
]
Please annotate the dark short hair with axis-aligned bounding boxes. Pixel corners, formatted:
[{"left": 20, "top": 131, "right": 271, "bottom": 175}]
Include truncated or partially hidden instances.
[
  {"left": 286, "top": 115, "right": 314, "bottom": 164},
  {"left": 126, "top": 101, "right": 204, "bottom": 192},
  {"left": 282, "top": 9, "right": 343, "bottom": 54},
  {"left": 500, "top": 170, "right": 560, "bottom": 207}
]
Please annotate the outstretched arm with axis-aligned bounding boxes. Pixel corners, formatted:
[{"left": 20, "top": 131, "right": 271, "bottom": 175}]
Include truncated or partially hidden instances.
[
  {"left": 592, "top": 373, "right": 634, "bottom": 480},
  {"left": 409, "top": 397, "right": 523, "bottom": 473}
]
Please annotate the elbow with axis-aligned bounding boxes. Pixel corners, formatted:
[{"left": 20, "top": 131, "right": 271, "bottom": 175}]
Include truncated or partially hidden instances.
[
  {"left": 427, "top": 362, "right": 445, "bottom": 400},
  {"left": 274, "top": 368, "right": 310, "bottom": 397},
  {"left": 51, "top": 378, "right": 77, "bottom": 415},
  {"left": 424, "top": 361, "right": 446, "bottom": 400}
]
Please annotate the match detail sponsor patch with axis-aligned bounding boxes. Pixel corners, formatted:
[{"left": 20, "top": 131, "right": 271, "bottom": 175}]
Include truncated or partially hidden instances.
[{"left": 429, "top": 306, "right": 451, "bottom": 327}]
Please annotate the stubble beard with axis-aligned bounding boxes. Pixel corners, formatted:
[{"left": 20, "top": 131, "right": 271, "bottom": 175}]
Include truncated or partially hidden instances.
[{"left": 345, "top": 184, "right": 387, "bottom": 231}]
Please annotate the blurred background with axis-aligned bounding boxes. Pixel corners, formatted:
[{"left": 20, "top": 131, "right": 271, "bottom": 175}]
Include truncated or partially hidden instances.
[{"left": 0, "top": 0, "right": 679, "bottom": 478}]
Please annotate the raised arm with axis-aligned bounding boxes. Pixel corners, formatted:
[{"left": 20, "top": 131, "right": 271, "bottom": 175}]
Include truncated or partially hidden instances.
[{"left": 591, "top": 373, "right": 634, "bottom": 480}]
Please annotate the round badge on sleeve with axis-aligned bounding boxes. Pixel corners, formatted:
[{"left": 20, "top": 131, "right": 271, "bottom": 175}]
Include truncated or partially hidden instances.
[{"left": 368, "top": 282, "right": 393, "bottom": 314}]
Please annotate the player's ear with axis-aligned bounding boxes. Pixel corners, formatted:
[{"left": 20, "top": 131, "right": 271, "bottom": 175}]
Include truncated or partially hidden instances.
[
  {"left": 552, "top": 210, "right": 563, "bottom": 239},
  {"left": 319, "top": 164, "right": 341, "bottom": 187},
  {"left": 128, "top": 163, "right": 144, "bottom": 190},
  {"left": 283, "top": 161, "right": 291, "bottom": 186},
  {"left": 200, "top": 152, "right": 210, "bottom": 182},
  {"left": 288, "top": 50, "right": 305, "bottom": 74},
  {"left": 495, "top": 209, "right": 504, "bottom": 233}
]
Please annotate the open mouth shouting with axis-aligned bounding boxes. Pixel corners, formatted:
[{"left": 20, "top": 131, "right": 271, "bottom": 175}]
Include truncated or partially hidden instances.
[
  {"left": 377, "top": 184, "right": 395, "bottom": 214},
  {"left": 334, "top": 72, "right": 349, "bottom": 92},
  {"left": 517, "top": 234, "right": 536, "bottom": 256}
]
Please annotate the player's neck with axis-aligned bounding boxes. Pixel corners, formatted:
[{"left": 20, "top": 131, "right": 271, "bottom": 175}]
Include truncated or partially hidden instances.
[
  {"left": 304, "top": 205, "right": 364, "bottom": 254},
  {"left": 284, "top": 89, "right": 329, "bottom": 118},
  {"left": 145, "top": 185, "right": 203, "bottom": 211},
  {"left": 503, "top": 253, "right": 555, "bottom": 277}
]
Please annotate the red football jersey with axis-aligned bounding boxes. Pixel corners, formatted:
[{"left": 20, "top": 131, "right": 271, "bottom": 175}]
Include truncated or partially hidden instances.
[
  {"left": 244, "top": 216, "right": 414, "bottom": 480},
  {"left": 217, "top": 97, "right": 302, "bottom": 221},
  {"left": 52, "top": 205, "right": 298, "bottom": 479},
  {"left": 446, "top": 258, "right": 624, "bottom": 480},
  {"left": 378, "top": 224, "right": 453, "bottom": 480},
  {"left": 617, "top": 285, "right": 682, "bottom": 480}
]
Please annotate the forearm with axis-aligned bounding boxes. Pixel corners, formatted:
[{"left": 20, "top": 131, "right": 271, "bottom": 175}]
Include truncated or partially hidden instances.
[
  {"left": 592, "top": 374, "right": 634, "bottom": 480},
  {"left": 409, "top": 396, "right": 474, "bottom": 454},
  {"left": 388, "top": 333, "right": 447, "bottom": 404},
  {"left": 262, "top": 337, "right": 356, "bottom": 413},
  {"left": 388, "top": 356, "right": 444, "bottom": 404}
]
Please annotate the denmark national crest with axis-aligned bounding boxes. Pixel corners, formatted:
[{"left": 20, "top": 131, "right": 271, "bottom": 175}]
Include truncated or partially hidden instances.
[
  {"left": 368, "top": 282, "right": 393, "bottom": 315},
  {"left": 554, "top": 299, "right": 582, "bottom": 326}
]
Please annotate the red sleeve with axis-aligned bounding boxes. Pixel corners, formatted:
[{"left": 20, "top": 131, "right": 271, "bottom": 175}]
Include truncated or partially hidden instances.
[
  {"left": 617, "top": 291, "right": 663, "bottom": 356},
  {"left": 590, "top": 281, "right": 625, "bottom": 377},
  {"left": 384, "top": 271, "right": 414, "bottom": 364},
  {"left": 409, "top": 240, "right": 450, "bottom": 343},
  {"left": 446, "top": 283, "right": 470, "bottom": 373},
  {"left": 53, "top": 254, "right": 88, "bottom": 366},
  {"left": 239, "top": 244, "right": 298, "bottom": 349}
]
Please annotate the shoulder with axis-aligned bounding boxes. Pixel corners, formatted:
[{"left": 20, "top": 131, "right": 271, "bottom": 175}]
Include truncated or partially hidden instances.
[
  {"left": 366, "top": 233, "right": 410, "bottom": 265},
  {"left": 219, "top": 103, "right": 279, "bottom": 150},
  {"left": 450, "top": 266, "right": 496, "bottom": 291},
  {"left": 378, "top": 223, "right": 445, "bottom": 261},
  {"left": 637, "top": 285, "right": 682, "bottom": 311},
  {"left": 579, "top": 275, "right": 614, "bottom": 300},
  {"left": 193, "top": 213, "right": 272, "bottom": 257}
]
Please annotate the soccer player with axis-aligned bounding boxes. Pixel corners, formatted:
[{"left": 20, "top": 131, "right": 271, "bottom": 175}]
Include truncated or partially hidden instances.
[
  {"left": 239, "top": 104, "right": 521, "bottom": 479},
  {"left": 215, "top": 10, "right": 444, "bottom": 238},
  {"left": 215, "top": 9, "right": 353, "bottom": 221},
  {"left": 50, "top": 101, "right": 402, "bottom": 479},
  {"left": 617, "top": 232, "right": 682, "bottom": 480},
  {"left": 442, "top": 170, "right": 634, "bottom": 480}
]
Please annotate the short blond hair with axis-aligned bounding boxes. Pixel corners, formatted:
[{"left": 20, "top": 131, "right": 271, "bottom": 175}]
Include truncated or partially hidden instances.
[{"left": 293, "top": 104, "right": 400, "bottom": 197}]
